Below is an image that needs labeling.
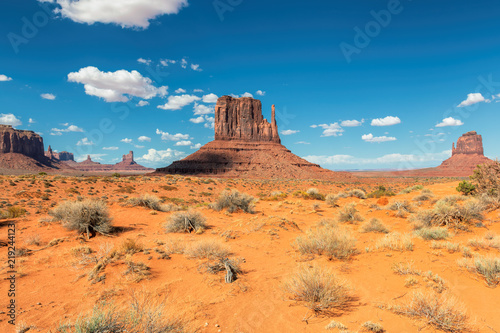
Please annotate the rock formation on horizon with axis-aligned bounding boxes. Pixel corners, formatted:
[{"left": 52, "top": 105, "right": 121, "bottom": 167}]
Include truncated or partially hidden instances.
[
  {"left": 66, "top": 150, "right": 153, "bottom": 172},
  {"left": 438, "top": 131, "right": 492, "bottom": 175},
  {"left": 155, "top": 96, "right": 350, "bottom": 179},
  {"left": 45, "top": 145, "right": 75, "bottom": 162}
]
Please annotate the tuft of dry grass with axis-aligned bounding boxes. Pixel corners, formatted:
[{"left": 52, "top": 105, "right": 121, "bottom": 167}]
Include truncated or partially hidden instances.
[
  {"left": 119, "top": 239, "right": 144, "bottom": 255},
  {"left": 294, "top": 226, "right": 357, "bottom": 260},
  {"left": 184, "top": 239, "right": 230, "bottom": 260},
  {"left": 458, "top": 255, "right": 500, "bottom": 287},
  {"left": 24, "top": 233, "right": 41, "bottom": 246},
  {"left": 50, "top": 200, "right": 113, "bottom": 237},
  {"left": 211, "top": 190, "right": 256, "bottom": 213},
  {"left": 123, "top": 261, "right": 151, "bottom": 282},
  {"left": 468, "top": 232, "right": 500, "bottom": 250},
  {"left": 325, "top": 320, "right": 347, "bottom": 330},
  {"left": 415, "top": 227, "right": 450, "bottom": 241},
  {"left": 376, "top": 232, "right": 414, "bottom": 252},
  {"left": 283, "top": 265, "right": 354, "bottom": 315},
  {"left": 164, "top": 210, "right": 207, "bottom": 234},
  {"left": 348, "top": 189, "right": 367, "bottom": 199},
  {"left": 387, "top": 291, "right": 471, "bottom": 332},
  {"left": 338, "top": 203, "right": 364, "bottom": 224},
  {"left": 325, "top": 194, "right": 339, "bottom": 207},
  {"left": 412, "top": 199, "right": 483, "bottom": 230},
  {"left": 360, "top": 218, "right": 389, "bottom": 234},
  {"left": 388, "top": 200, "right": 414, "bottom": 218},
  {"left": 361, "top": 321, "right": 384, "bottom": 332},
  {"left": 126, "top": 194, "right": 179, "bottom": 212}
]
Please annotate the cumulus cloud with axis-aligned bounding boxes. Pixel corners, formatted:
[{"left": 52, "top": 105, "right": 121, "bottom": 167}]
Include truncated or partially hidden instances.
[
  {"left": 156, "top": 129, "right": 189, "bottom": 141},
  {"left": 458, "top": 93, "right": 486, "bottom": 107},
  {"left": 362, "top": 133, "right": 397, "bottom": 143},
  {"left": 103, "top": 146, "right": 119, "bottom": 150},
  {"left": 51, "top": 124, "right": 84, "bottom": 134},
  {"left": 137, "top": 148, "right": 186, "bottom": 164},
  {"left": 137, "top": 58, "right": 152, "bottom": 65},
  {"left": 190, "top": 143, "right": 202, "bottom": 149},
  {"left": 193, "top": 89, "right": 204, "bottom": 93},
  {"left": 0, "top": 74, "right": 13, "bottom": 82},
  {"left": 138, "top": 136, "right": 151, "bottom": 142},
  {"left": 371, "top": 116, "right": 401, "bottom": 127},
  {"left": 190, "top": 64, "right": 202, "bottom": 71},
  {"left": 193, "top": 103, "right": 214, "bottom": 115},
  {"left": 181, "top": 58, "right": 188, "bottom": 69},
  {"left": 41, "top": 93, "right": 56, "bottom": 100},
  {"left": 202, "top": 93, "right": 218, "bottom": 104},
  {"left": 121, "top": 138, "right": 133, "bottom": 143},
  {"left": 29, "top": 118, "right": 36, "bottom": 124},
  {"left": 312, "top": 123, "right": 344, "bottom": 137},
  {"left": 160, "top": 59, "right": 176, "bottom": 66},
  {"left": 231, "top": 92, "right": 254, "bottom": 98},
  {"left": 340, "top": 119, "right": 363, "bottom": 127},
  {"left": 0, "top": 114, "right": 22, "bottom": 127},
  {"left": 304, "top": 150, "right": 452, "bottom": 166},
  {"left": 174, "top": 140, "right": 192, "bottom": 146},
  {"left": 76, "top": 138, "right": 95, "bottom": 146},
  {"left": 68, "top": 66, "right": 167, "bottom": 102},
  {"left": 436, "top": 117, "right": 464, "bottom": 127},
  {"left": 281, "top": 129, "right": 299, "bottom": 135},
  {"left": 157, "top": 94, "right": 200, "bottom": 110},
  {"left": 42, "top": 0, "right": 188, "bottom": 29},
  {"left": 256, "top": 90, "right": 266, "bottom": 96},
  {"left": 204, "top": 116, "right": 215, "bottom": 129},
  {"left": 189, "top": 116, "right": 205, "bottom": 124},
  {"left": 175, "top": 88, "right": 186, "bottom": 94},
  {"left": 137, "top": 100, "right": 149, "bottom": 107}
]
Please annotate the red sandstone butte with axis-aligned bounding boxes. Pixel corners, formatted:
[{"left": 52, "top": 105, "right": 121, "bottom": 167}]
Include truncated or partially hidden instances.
[
  {"left": 438, "top": 131, "right": 492, "bottom": 175},
  {"left": 155, "top": 96, "right": 351, "bottom": 180},
  {"left": 65, "top": 151, "right": 153, "bottom": 172}
]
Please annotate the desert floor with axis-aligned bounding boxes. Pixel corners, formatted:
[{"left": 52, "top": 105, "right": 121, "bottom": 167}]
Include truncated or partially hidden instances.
[{"left": 0, "top": 174, "right": 499, "bottom": 333}]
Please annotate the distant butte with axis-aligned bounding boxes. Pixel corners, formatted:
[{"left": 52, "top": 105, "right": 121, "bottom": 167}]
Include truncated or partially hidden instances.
[{"left": 155, "top": 96, "right": 352, "bottom": 180}]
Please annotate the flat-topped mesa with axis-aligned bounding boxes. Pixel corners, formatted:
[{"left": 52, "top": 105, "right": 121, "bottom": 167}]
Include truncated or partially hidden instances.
[
  {"left": 215, "top": 96, "right": 280, "bottom": 143},
  {"left": 452, "top": 131, "right": 484, "bottom": 156},
  {"left": 0, "top": 124, "right": 45, "bottom": 160}
]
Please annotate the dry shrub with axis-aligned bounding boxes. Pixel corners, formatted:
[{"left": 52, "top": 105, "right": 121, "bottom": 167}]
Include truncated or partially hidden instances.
[
  {"left": 1, "top": 206, "right": 27, "bottom": 219},
  {"left": 127, "top": 194, "right": 167, "bottom": 211},
  {"left": 164, "top": 210, "right": 206, "bottom": 234},
  {"left": 306, "top": 188, "right": 325, "bottom": 200},
  {"left": 360, "top": 218, "right": 389, "bottom": 234},
  {"left": 120, "top": 239, "right": 144, "bottom": 255},
  {"left": 468, "top": 232, "right": 500, "bottom": 250},
  {"left": 361, "top": 321, "right": 384, "bottom": 332},
  {"left": 430, "top": 241, "right": 461, "bottom": 253},
  {"left": 470, "top": 160, "right": 500, "bottom": 197},
  {"left": 123, "top": 261, "right": 151, "bottom": 282},
  {"left": 325, "top": 320, "right": 347, "bottom": 330},
  {"left": 413, "top": 191, "right": 434, "bottom": 202},
  {"left": 50, "top": 200, "right": 112, "bottom": 237},
  {"left": 325, "top": 194, "right": 339, "bottom": 207},
  {"left": 348, "top": 189, "right": 367, "bottom": 199},
  {"left": 387, "top": 291, "right": 471, "bottom": 332},
  {"left": 411, "top": 200, "right": 483, "bottom": 230},
  {"left": 338, "top": 203, "right": 364, "bottom": 224},
  {"left": 211, "top": 190, "right": 256, "bottom": 213},
  {"left": 283, "top": 265, "right": 354, "bottom": 315},
  {"left": 388, "top": 200, "right": 414, "bottom": 218},
  {"left": 294, "top": 226, "right": 357, "bottom": 260},
  {"left": 415, "top": 227, "right": 450, "bottom": 241},
  {"left": 184, "top": 239, "right": 230, "bottom": 260},
  {"left": 24, "top": 233, "right": 41, "bottom": 246},
  {"left": 458, "top": 255, "right": 500, "bottom": 287},
  {"left": 400, "top": 185, "right": 424, "bottom": 194},
  {"left": 376, "top": 232, "right": 414, "bottom": 252}
]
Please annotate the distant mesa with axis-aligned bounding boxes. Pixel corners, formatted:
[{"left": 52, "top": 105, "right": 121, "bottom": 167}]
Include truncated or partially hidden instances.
[
  {"left": 45, "top": 145, "right": 75, "bottom": 162},
  {"left": 64, "top": 151, "right": 153, "bottom": 172},
  {"left": 438, "top": 131, "right": 492, "bottom": 175},
  {"left": 155, "top": 96, "right": 351, "bottom": 180}
]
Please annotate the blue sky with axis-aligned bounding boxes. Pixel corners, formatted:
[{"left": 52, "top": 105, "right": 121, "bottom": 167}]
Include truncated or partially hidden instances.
[{"left": 1, "top": 0, "right": 500, "bottom": 170}]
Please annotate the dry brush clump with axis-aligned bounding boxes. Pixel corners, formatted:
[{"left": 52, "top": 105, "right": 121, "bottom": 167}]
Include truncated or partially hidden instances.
[
  {"left": 376, "top": 232, "right": 414, "bottom": 252},
  {"left": 338, "top": 203, "right": 364, "bottom": 224},
  {"left": 164, "top": 210, "right": 207, "bottom": 234},
  {"left": 211, "top": 190, "right": 256, "bottom": 213},
  {"left": 294, "top": 225, "right": 357, "bottom": 260},
  {"left": 386, "top": 291, "right": 471, "bottom": 332},
  {"left": 458, "top": 255, "right": 500, "bottom": 287},
  {"left": 388, "top": 200, "right": 415, "bottom": 218},
  {"left": 415, "top": 227, "right": 450, "bottom": 241},
  {"left": 50, "top": 200, "right": 113, "bottom": 238},
  {"left": 127, "top": 194, "right": 179, "bottom": 212},
  {"left": 283, "top": 265, "right": 354, "bottom": 315},
  {"left": 470, "top": 160, "right": 500, "bottom": 197},
  {"left": 360, "top": 218, "right": 389, "bottom": 234}
]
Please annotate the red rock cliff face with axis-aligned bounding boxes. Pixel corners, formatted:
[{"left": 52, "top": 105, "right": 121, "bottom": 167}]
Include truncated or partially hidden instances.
[
  {"left": 0, "top": 125, "right": 45, "bottom": 160},
  {"left": 452, "top": 131, "right": 484, "bottom": 155},
  {"left": 215, "top": 96, "right": 280, "bottom": 143}
]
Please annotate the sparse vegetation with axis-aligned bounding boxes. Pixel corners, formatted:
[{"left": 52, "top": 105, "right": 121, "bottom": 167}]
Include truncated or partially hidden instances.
[
  {"left": 411, "top": 199, "right": 484, "bottom": 230},
  {"left": 415, "top": 227, "right": 450, "bottom": 241},
  {"left": 50, "top": 200, "right": 112, "bottom": 238},
  {"left": 338, "top": 203, "right": 364, "bottom": 224},
  {"left": 164, "top": 210, "right": 207, "bottom": 233},
  {"left": 361, "top": 321, "right": 384, "bottom": 333},
  {"left": 294, "top": 225, "right": 357, "bottom": 260},
  {"left": 184, "top": 239, "right": 230, "bottom": 260},
  {"left": 211, "top": 190, "right": 256, "bottom": 213},
  {"left": 470, "top": 160, "right": 500, "bottom": 197},
  {"left": 388, "top": 200, "right": 414, "bottom": 218},
  {"left": 456, "top": 180, "right": 476, "bottom": 196},
  {"left": 458, "top": 255, "right": 500, "bottom": 287},
  {"left": 283, "top": 265, "right": 354, "bottom": 315},
  {"left": 400, "top": 185, "right": 424, "bottom": 194},
  {"left": 367, "top": 185, "right": 395, "bottom": 198},
  {"left": 325, "top": 193, "right": 339, "bottom": 207},
  {"left": 360, "top": 218, "right": 389, "bottom": 234},
  {"left": 376, "top": 233, "right": 414, "bottom": 252},
  {"left": 127, "top": 194, "right": 170, "bottom": 211}
]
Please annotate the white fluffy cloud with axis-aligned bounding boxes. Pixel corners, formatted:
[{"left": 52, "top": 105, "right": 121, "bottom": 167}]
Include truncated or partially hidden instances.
[
  {"left": 43, "top": 0, "right": 188, "bottom": 29},
  {"left": 231, "top": 92, "right": 253, "bottom": 98},
  {"left": 371, "top": 116, "right": 401, "bottom": 127},
  {"left": 76, "top": 138, "right": 95, "bottom": 146},
  {"left": 137, "top": 148, "right": 186, "bottom": 164},
  {"left": 281, "top": 129, "right": 299, "bottom": 135},
  {"left": 156, "top": 129, "right": 190, "bottom": 141},
  {"left": 362, "top": 133, "right": 397, "bottom": 143},
  {"left": 202, "top": 93, "right": 218, "bottom": 104},
  {"left": 193, "top": 103, "right": 214, "bottom": 115},
  {"left": 304, "top": 150, "right": 452, "bottom": 166},
  {"left": 190, "top": 64, "right": 202, "bottom": 71},
  {"left": 174, "top": 140, "right": 192, "bottom": 146},
  {"left": 204, "top": 116, "right": 215, "bottom": 129},
  {"left": 312, "top": 123, "right": 344, "bottom": 137},
  {"left": 458, "top": 93, "right": 486, "bottom": 107},
  {"left": 68, "top": 66, "right": 167, "bottom": 102},
  {"left": 158, "top": 94, "right": 200, "bottom": 110},
  {"left": 137, "top": 58, "right": 152, "bottom": 65},
  {"left": 0, "top": 114, "right": 22, "bottom": 126},
  {"left": 256, "top": 90, "right": 266, "bottom": 96},
  {"left": 29, "top": 118, "right": 36, "bottom": 124},
  {"left": 121, "top": 138, "right": 133, "bottom": 143},
  {"left": 138, "top": 136, "right": 151, "bottom": 142},
  {"left": 436, "top": 117, "right": 464, "bottom": 127},
  {"left": 340, "top": 119, "right": 363, "bottom": 127},
  {"left": 137, "top": 100, "right": 149, "bottom": 107},
  {"left": 0, "top": 74, "right": 12, "bottom": 82},
  {"left": 190, "top": 143, "right": 202, "bottom": 149},
  {"left": 175, "top": 88, "right": 186, "bottom": 94},
  {"left": 51, "top": 124, "right": 84, "bottom": 134},
  {"left": 103, "top": 146, "right": 119, "bottom": 150},
  {"left": 189, "top": 116, "right": 205, "bottom": 124},
  {"left": 41, "top": 93, "right": 56, "bottom": 100}
]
